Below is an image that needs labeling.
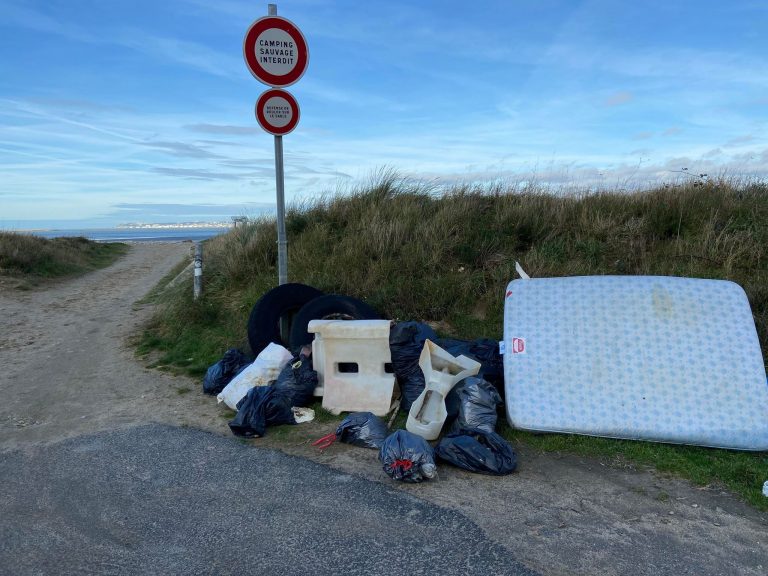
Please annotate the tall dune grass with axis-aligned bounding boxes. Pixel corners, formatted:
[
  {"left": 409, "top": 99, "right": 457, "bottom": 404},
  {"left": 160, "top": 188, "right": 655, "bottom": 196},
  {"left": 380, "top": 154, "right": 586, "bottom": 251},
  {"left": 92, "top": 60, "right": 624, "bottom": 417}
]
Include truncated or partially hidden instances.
[
  {"left": 144, "top": 173, "right": 767, "bottom": 371},
  {"left": 0, "top": 233, "right": 128, "bottom": 281}
]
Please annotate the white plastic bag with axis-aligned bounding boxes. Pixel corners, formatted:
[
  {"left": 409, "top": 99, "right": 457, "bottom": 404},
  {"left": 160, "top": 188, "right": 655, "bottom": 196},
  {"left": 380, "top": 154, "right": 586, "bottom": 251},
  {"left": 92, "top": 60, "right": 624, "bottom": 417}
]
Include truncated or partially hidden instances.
[{"left": 217, "top": 342, "right": 293, "bottom": 410}]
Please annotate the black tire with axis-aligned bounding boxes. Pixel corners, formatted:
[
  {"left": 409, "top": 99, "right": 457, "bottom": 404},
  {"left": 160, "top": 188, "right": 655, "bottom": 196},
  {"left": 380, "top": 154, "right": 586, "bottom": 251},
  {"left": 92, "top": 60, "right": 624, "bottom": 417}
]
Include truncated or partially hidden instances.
[
  {"left": 247, "top": 283, "right": 324, "bottom": 356},
  {"left": 288, "top": 294, "right": 383, "bottom": 350}
]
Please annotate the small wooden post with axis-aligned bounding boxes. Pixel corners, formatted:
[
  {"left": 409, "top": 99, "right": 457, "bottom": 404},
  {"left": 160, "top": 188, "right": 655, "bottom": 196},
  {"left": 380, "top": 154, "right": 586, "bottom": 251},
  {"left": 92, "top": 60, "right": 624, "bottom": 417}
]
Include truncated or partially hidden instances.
[{"left": 193, "top": 242, "right": 203, "bottom": 300}]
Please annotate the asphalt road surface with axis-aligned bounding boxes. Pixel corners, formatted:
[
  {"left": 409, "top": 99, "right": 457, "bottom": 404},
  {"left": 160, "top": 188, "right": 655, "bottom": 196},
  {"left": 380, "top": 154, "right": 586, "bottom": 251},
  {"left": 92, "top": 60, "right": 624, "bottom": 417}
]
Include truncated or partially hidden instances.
[{"left": 0, "top": 424, "right": 538, "bottom": 576}]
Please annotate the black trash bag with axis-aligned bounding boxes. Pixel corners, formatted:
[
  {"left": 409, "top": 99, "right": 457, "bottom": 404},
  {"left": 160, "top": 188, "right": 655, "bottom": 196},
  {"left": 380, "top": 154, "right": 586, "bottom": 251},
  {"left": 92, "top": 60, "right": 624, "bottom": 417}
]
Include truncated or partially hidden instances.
[
  {"left": 437, "top": 338, "right": 504, "bottom": 395},
  {"left": 228, "top": 386, "right": 296, "bottom": 438},
  {"left": 272, "top": 353, "right": 317, "bottom": 407},
  {"left": 389, "top": 322, "right": 438, "bottom": 411},
  {"left": 446, "top": 377, "right": 502, "bottom": 434},
  {"left": 435, "top": 428, "right": 517, "bottom": 476},
  {"left": 202, "top": 349, "right": 252, "bottom": 395},
  {"left": 336, "top": 412, "right": 389, "bottom": 449},
  {"left": 379, "top": 429, "right": 437, "bottom": 483}
]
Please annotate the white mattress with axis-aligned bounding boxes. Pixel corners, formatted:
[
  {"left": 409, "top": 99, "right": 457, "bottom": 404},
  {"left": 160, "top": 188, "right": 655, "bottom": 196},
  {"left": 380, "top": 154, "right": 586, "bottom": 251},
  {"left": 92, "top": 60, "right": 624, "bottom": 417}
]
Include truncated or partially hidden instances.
[{"left": 503, "top": 275, "right": 768, "bottom": 450}]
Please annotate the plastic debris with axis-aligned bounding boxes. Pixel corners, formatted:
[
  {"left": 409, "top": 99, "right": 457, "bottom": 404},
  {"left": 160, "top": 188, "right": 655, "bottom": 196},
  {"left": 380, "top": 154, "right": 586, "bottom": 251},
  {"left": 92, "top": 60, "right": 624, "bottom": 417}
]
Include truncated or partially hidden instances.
[
  {"left": 202, "top": 348, "right": 252, "bottom": 395},
  {"left": 389, "top": 322, "right": 438, "bottom": 411},
  {"left": 228, "top": 386, "right": 295, "bottom": 438},
  {"left": 217, "top": 342, "right": 292, "bottom": 410},
  {"left": 763, "top": 481, "right": 768, "bottom": 498},
  {"left": 447, "top": 377, "right": 502, "bottom": 434},
  {"left": 438, "top": 338, "right": 504, "bottom": 394},
  {"left": 272, "top": 353, "right": 318, "bottom": 407},
  {"left": 312, "top": 433, "right": 337, "bottom": 450},
  {"left": 336, "top": 412, "right": 389, "bottom": 449},
  {"left": 435, "top": 428, "right": 517, "bottom": 476},
  {"left": 379, "top": 429, "right": 437, "bottom": 483},
  {"left": 311, "top": 412, "right": 389, "bottom": 451},
  {"left": 292, "top": 406, "right": 315, "bottom": 424},
  {"left": 406, "top": 340, "right": 480, "bottom": 441}
]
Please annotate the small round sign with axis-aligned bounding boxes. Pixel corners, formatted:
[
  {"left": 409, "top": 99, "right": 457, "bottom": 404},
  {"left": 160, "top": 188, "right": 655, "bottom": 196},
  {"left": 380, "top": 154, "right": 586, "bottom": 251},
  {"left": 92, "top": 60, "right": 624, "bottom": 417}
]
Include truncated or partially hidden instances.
[
  {"left": 243, "top": 16, "right": 309, "bottom": 87},
  {"left": 255, "top": 89, "right": 300, "bottom": 136}
]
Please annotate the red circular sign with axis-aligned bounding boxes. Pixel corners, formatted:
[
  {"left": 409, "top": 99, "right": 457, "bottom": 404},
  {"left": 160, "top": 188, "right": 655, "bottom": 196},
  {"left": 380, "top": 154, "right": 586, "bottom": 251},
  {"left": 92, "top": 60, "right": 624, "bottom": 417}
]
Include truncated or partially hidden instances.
[
  {"left": 243, "top": 16, "right": 309, "bottom": 87},
  {"left": 255, "top": 89, "right": 300, "bottom": 135}
]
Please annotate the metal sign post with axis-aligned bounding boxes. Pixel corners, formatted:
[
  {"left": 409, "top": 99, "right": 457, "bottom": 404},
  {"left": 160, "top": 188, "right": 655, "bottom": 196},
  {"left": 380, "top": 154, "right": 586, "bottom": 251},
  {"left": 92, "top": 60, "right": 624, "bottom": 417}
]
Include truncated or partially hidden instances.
[
  {"left": 269, "top": 4, "right": 287, "bottom": 286},
  {"left": 274, "top": 132, "right": 287, "bottom": 285},
  {"left": 254, "top": 86, "right": 300, "bottom": 286},
  {"left": 243, "top": 3, "right": 309, "bottom": 286}
]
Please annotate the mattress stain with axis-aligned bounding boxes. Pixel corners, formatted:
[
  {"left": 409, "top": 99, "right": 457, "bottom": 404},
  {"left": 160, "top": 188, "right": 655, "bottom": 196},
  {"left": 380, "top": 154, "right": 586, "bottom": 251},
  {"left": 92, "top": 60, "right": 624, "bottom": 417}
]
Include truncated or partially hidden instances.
[{"left": 651, "top": 285, "right": 676, "bottom": 319}]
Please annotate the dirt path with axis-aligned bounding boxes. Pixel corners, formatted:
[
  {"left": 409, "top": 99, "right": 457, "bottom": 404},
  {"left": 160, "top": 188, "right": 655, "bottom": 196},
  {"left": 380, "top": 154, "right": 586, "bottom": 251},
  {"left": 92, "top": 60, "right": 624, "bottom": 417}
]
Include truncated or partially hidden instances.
[
  {"left": 0, "top": 243, "right": 766, "bottom": 576},
  {"left": 0, "top": 242, "right": 217, "bottom": 447}
]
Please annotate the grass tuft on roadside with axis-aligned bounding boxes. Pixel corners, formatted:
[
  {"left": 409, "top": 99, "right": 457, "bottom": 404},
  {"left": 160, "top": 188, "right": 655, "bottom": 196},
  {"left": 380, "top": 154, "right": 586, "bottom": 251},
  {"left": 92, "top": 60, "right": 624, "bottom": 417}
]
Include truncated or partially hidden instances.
[
  {"left": 139, "top": 172, "right": 768, "bottom": 510},
  {"left": 0, "top": 232, "right": 128, "bottom": 283}
]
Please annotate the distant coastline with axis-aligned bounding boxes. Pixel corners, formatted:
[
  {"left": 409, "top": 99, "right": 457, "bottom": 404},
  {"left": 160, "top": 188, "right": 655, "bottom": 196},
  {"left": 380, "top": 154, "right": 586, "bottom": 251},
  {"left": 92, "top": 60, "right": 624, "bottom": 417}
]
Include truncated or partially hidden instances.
[
  {"left": 25, "top": 226, "right": 231, "bottom": 243},
  {"left": 116, "top": 221, "right": 234, "bottom": 230}
]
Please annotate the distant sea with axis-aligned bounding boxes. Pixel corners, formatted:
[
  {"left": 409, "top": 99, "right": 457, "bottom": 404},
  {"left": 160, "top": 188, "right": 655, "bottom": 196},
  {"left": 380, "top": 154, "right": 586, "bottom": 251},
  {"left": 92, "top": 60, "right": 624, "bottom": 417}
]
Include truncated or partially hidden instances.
[{"left": 27, "top": 227, "right": 231, "bottom": 243}]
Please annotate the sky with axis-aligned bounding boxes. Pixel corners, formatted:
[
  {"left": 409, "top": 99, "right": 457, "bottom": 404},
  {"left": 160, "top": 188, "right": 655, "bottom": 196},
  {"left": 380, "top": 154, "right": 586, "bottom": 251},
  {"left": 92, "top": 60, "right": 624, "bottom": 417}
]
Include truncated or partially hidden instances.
[{"left": 1, "top": 0, "right": 767, "bottom": 228}]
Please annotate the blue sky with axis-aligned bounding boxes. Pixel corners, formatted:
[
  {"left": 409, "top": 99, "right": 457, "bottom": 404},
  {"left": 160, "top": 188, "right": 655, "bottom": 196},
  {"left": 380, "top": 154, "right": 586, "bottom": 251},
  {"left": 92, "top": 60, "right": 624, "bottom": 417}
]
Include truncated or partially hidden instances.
[{"left": 1, "top": 0, "right": 767, "bottom": 228}]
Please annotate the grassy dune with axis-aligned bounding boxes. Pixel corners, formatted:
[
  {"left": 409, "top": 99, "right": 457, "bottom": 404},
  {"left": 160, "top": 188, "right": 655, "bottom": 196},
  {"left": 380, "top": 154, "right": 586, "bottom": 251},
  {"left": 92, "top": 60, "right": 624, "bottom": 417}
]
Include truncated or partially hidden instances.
[
  {"left": 0, "top": 232, "right": 128, "bottom": 283},
  {"left": 142, "top": 173, "right": 767, "bottom": 369},
  {"left": 140, "top": 173, "right": 768, "bottom": 509}
]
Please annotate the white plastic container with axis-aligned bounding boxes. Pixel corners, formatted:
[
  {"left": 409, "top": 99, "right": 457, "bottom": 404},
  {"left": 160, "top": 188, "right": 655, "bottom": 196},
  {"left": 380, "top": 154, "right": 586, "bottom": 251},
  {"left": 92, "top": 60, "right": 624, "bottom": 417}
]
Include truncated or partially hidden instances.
[
  {"left": 309, "top": 319, "right": 395, "bottom": 416},
  {"left": 217, "top": 342, "right": 293, "bottom": 410},
  {"left": 406, "top": 339, "right": 481, "bottom": 441}
]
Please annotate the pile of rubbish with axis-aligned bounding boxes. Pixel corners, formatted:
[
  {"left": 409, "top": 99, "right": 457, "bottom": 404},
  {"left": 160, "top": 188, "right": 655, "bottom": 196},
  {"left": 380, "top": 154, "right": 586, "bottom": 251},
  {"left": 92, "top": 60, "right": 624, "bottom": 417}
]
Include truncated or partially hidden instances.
[
  {"left": 201, "top": 272, "right": 768, "bottom": 484},
  {"left": 201, "top": 283, "right": 517, "bottom": 483},
  {"left": 205, "top": 342, "right": 318, "bottom": 438}
]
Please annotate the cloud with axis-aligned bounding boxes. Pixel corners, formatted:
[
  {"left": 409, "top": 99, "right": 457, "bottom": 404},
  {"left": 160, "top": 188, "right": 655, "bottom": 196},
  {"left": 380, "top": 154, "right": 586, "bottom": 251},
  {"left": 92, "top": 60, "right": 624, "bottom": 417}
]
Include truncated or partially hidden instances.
[
  {"left": 724, "top": 134, "right": 755, "bottom": 147},
  {"left": 662, "top": 127, "right": 683, "bottom": 136},
  {"left": 3, "top": 3, "right": 241, "bottom": 80},
  {"left": 3, "top": 0, "right": 96, "bottom": 42},
  {"left": 25, "top": 98, "right": 135, "bottom": 113},
  {"left": 632, "top": 131, "right": 654, "bottom": 140},
  {"left": 220, "top": 158, "right": 275, "bottom": 167},
  {"left": 141, "top": 140, "right": 223, "bottom": 160},
  {"left": 401, "top": 150, "right": 768, "bottom": 192},
  {"left": 112, "top": 30, "right": 242, "bottom": 79},
  {"left": 298, "top": 79, "right": 409, "bottom": 111},
  {"left": 605, "top": 91, "right": 633, "bottom": 106},
  {"left": 109, "top": 201, "right": 275, "bottom": 219},
  {"left": 1, "top": 98, "right": 141, "bottom": 143},
  {"left": 185, "top": 123, "right": 263, "bottom": 135},
  {"left": 152, "top": 167, "right": 254, "bottom": 181},
  {"left": 545, "top": 43, "right": 768, "bottom": 88}
]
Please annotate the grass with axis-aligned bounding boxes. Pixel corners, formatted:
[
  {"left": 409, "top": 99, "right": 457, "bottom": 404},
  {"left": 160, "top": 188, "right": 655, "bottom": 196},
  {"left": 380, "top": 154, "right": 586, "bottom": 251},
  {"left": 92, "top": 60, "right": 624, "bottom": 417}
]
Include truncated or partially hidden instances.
[
  {"left": 0, "top": 232, "right": 128, "bottom": 283},
  {"left": 138, "top": 171, "right": 768, "bottom": 510}
]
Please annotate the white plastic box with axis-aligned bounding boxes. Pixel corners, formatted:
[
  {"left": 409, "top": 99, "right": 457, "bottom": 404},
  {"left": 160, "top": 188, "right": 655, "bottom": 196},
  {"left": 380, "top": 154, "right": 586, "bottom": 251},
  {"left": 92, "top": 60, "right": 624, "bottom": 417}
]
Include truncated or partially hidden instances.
[{"left": 309, "top": 319, "right": 395, "bottom": 416}]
